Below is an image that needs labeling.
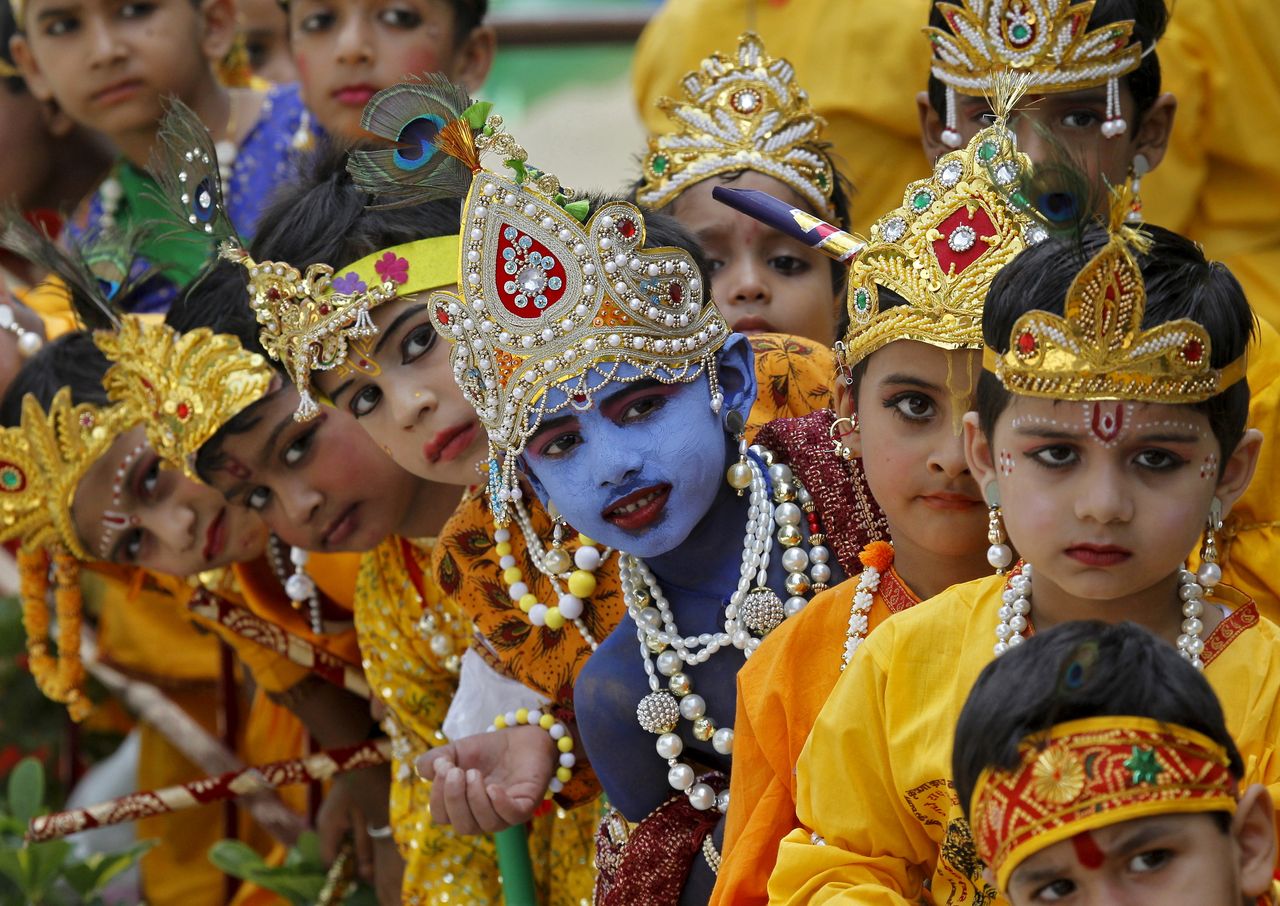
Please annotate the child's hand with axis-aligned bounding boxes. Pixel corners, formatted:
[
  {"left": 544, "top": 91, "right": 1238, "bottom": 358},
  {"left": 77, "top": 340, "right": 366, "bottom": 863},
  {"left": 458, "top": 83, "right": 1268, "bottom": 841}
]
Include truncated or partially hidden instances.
[{"left": 421, "top": 724, "right": 556, "bottom": 835}]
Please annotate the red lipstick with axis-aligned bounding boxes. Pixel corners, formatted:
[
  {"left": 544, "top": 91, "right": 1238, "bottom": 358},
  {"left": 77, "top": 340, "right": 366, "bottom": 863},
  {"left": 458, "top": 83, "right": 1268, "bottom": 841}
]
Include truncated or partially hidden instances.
[{"left": 603, "top": 484, "right": 671, "bottom": 532}]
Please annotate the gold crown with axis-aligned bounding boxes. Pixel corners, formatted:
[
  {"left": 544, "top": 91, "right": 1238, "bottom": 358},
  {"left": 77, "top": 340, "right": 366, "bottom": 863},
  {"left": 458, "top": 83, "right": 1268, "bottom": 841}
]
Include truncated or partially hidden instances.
[
  {"left": 431, "top": 169, "right": 728, "bottom": 522},
  {"left": 925, "top": 0, "right": 1143, "bottom": 95},
  {"left": 0, "top": 390, "right": 130, "bottom": 559},
  {"left": 839, "top": 117, "right": 1043, "bottom": 368},
  {"left": 986, "top": 186, "right": 1248, "bottom": 403},
  {"left": 637, "top": 31, "right": 836, "bottom": 218},
  {"left": 93, "top": 318, "right": 273, "bottom": 474},
  {"left": 223, "top": 233, "right": 459, "bottom": 421}
]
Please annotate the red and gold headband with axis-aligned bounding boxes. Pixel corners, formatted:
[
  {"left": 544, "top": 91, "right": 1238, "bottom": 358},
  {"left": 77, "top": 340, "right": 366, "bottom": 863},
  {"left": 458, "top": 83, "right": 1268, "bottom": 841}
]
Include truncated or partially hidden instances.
[{"left": 970, "top": 715, "right": 1238, "bottom": 891}]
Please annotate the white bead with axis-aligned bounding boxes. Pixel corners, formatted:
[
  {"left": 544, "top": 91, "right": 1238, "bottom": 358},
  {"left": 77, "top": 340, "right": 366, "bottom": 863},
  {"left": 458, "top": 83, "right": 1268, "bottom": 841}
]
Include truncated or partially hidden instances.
[
  {"left": 688, "top": 783, "right": 716, "bottom": 811},
  {"left": 1196, "top": 562, "right": 1222, "bottom": 588},
  {"left": 810, "top": 563, "right": 832, "bottom": 584},
  {"left": 712, "top": 727, "right": 734, "bottom": 755},
  {"left": 548, "top": 722, "right": 567, "bottom": 740},
  {"left": 809, "top": 546, "right": 829, "bottom": 564},
  {"left": 637, "top": 607, "right": 662, "bottom": 629},
  {"left": 528, "top": 603, "right": 548, "bottom": 626},
  {"left": 668, "top": 764, "right": 694, "bottom": 790},
  {"left": 290, "top": 547, "right": 310, "bottom": 566},
  {"left": 1178, "top": 582, "right": 1203, "bottom": 601},
  {"left": 1009, "top": 614, "right": 1028, "bottom": 633},
  {"left": 574, "top": 546, "right": 601, "bottom": 571},
  {"left": 994, "top": 641, "right": 1009, "bottom": 657},
  {"left": 1182, "top": 617, "right": 1204, "bottom": 637},
  {"left": 784, "top": 596, "right": 807, "bottom": 617},
  {"left": 656, "top": 650, "right": 682, "bottom": 676},
  {"left": 430, "top": 633, "right": 452, "bottom": 657},
  {"left": 1012, "top": 597, "right": 1030, "bottom": 615},
  {"left": 557, "top": 594, "right": 584, "bottom": 620},
  {"left": 508, "top": 581, "right": 529, "bottom": 600},
  {"left": 774, "top": 502, "right": 802, "bottom": 526},
  {"left": 678, "top": 694, "right": 706, "bottom": 720},
  {"left": 560, "top": 753, "right": 576, "bottom": 768},
  {"left": 781, "top": 547, "right": 809, "bottom": 572},
  {"left": 1182, "top": 600, "right": 1203, "bottom": 618},
  {"left": 995, "top": 622, "right": 1013, "bottom": 640},
  {"left": 716, "top": 789, "right": 731, "bottom": 812},
  {"left": 768, "top": 464, "right": 794, "bottom": 484},
  {"left": 1007, "top": 632, "right": 1026, "bottom": 647},
  {"left": 656, "top": 733, "right": 683, "bottom": 759},
  {"left": 285, "top": 574, "right": 315, "bottom": 602},
  {"left": 987, "top": 544, "right": 1013, "bottom": 569}
]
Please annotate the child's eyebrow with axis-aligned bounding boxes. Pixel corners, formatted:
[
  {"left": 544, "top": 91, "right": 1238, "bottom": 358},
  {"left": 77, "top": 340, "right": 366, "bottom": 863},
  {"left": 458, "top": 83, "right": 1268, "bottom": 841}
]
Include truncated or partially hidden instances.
[
  {"left": 35, "top": 3, "right": 78, "bottom": 18},
  {"left": 375, "top": 303, "right": 428, "bottom": 354},
  {"left": 1132, "top": 430, "right": 1201, "bottom": 444},
  {"left": 599, "top": 378, "right": 669, "bottom": 418},
  {"left": 878, "top": 373, "right": 944, "bottom": 392}
]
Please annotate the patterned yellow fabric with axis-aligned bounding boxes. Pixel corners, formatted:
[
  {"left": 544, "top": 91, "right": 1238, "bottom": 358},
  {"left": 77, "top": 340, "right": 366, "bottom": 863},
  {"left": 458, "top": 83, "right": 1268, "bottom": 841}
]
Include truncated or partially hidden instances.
[{"left": 355, "top": 535, "right": 599, "bottom": 905}]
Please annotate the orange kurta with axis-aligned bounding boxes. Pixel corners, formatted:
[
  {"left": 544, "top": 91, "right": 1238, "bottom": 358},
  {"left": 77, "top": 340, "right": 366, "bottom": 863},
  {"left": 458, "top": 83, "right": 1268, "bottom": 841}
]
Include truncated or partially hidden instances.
[{"left": 713, "top": 551, "right": 918, "bottom": 906}]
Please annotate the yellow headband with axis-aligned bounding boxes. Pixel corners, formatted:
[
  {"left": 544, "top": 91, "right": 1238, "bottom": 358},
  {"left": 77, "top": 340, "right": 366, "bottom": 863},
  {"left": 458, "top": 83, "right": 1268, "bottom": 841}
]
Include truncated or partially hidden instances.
[{"left": 971, "top": 715, "right": 1238, "bottom": 891}]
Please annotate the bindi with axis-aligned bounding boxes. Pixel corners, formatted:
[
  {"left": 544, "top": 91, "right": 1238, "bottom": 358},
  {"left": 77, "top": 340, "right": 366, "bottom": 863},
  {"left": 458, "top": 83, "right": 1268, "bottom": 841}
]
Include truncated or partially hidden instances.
[
  {"left": 221, "top": 455, "right": 252, "bottom": 481},
  {"left": 997, "top": 450, "right": 1015, "bottom": 476},
  {"left": 1069, "top": 830, "right": 1106, "bottom": 870},
  {"left": 1200, "top": 453, "right": 1219, "bottom": 480}
]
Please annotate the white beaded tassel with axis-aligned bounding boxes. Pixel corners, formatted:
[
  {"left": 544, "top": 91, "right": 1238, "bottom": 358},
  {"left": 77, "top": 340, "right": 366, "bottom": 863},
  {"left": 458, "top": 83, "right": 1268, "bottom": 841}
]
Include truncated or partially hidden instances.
[
  {"left": 1101, "top": 76, "right": 1128, "bottom": 138},
  {"left": 941, "top": 85, "right": 963, "bottom": 148}
]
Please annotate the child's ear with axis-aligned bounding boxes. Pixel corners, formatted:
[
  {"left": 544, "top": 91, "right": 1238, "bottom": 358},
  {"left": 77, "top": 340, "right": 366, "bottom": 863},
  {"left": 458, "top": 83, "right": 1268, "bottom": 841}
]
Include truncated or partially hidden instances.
[
  {"left": 198, "top": 0, "right": 238, "bottom": 65},
  {"left": 1232, "top": 783, "right": 1277, "bottom": 898},
  {"left": 963, "top": 410, "right": 996, "bottom": 491},
  {"left": 1215, "top": 428, "right": 1262, "bottom": 518},
  {"left": 1132, "top": 93, "right": 1177, "bottom": 174},
  {"left": 9, "top": 34, "right": 53, "bottom": 103},
  {"left": 716, "top": 332, "right": 757, "bottom": 427},
  {"left": 831, "top": 378, "right": 863, "bottom": 460},
  {"left": 448, "top": 24, "right": 495, "bottom": 94},
  {"left": 916, "top": 90, "right": 949, "bottom": 165}
]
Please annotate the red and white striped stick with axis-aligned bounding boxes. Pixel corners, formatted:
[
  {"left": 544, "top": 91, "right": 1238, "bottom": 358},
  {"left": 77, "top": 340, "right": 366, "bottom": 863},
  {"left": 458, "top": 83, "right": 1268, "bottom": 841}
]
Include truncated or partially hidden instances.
[{"left": 27, "top": 738, "right": 392, "bottom": 843}]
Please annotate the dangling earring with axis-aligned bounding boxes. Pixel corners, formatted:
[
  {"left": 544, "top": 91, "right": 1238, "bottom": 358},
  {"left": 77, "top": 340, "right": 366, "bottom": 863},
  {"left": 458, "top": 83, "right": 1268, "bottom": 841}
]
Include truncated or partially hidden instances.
[
  {"left": 725, "top": 409, "right": 751, "bottom": 495},
  {"left": 829, "top": 415, "right": 858, "bottom": 461},
  {"left": 291, "top": 110, "right": 314, "bottom": 152},
  {"left": 985, "top": 482, "right": 1013, "bottom": 575},
  {"left": 543, "top": 515, "right": 572, "bottom": 575},
  {"left": 282, "top": 542, "right": 322, "bottom": 635},
  {"left": 941, "top": 85, "right": 963, "bottom": 149},
  {"left": 1197, "top": 497, "right": 1224, "bottom": 592},
  {"left": 1101, "top": 76, "right": 1128, "bottom": 138},
  {"left": 1126, "top": 153, "right": 1150, "bottom": 224}
]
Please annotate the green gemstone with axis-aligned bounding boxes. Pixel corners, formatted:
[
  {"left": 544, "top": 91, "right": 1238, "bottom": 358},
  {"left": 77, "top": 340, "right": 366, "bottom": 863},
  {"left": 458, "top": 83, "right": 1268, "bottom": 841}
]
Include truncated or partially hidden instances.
[
  {"left": 912, "top": 191, "right": 933, "bottom": 211},
  {"left": 1124, "top": 746, "right": 1163, "bottom": 786},
  {"left": 977, "top": 141, "right": 997, "bottom": 162},
  {"left": 817, "top": 172, "right": 828, "bottom": 189},
  {"left": 651, "top": 155, "right": 668, "bottom": 176},
  {"left": 1, "top": 471, "right": 17, "bottom": 489},
  {"left": 1011, "top": 23, "right": 1029, "bottom": 41},
  {"left": 854, "top": 288, "right": 870, "bottom": 311}
]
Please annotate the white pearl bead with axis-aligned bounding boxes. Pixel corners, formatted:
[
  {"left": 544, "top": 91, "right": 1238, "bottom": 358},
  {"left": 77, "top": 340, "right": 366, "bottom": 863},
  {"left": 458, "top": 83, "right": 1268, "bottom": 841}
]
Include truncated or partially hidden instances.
[
  {"left": 1009, "top": 614, "right": 1028, "bottom": 633},
  {"left": 712, "top": 727, "right": 734, "bottom": 755},
  {"left": 290, "top": 547, "right": 310, "bottom": 566},
  {"left": 557, "top": 594, "right": 583, "bottom": 620},
  {"left": 810, "top": 563, "right": 832, "bottom": 584},
  {"left": 528, "top": 603, "right": 548, "bottom": 626},
  {"left": 285, "top": 574, "right": 315, "bottom": 601},
  {"left": 987, "top": 544, "right": 1013, "bottom": 569},
  {"left": 784, "top": 596, "right": 807, "bottom": 617},
  {"left": 1196, "top": 562, "right": 1222, "bottom": 588},
  {"left": 688, "top": 782, "right": 716, "bottom": 811},
  {"left": 656, "top": 649, "right": 682, "bottom": 677},
  {"left": 768, "top": 464, "right": 794, "bottom": 484},
  {"left": 774, "top": 502, "right": 802, "bottom": 526},
  {"left": 430, "top": 633, "right": 452, "bottom": 657},
  {"left": 668, "top": 764, "right": 695, "bottom": 790},
  {"left": 809, "top": 546, "right": 830, "bottom": 564},
  {"left": 781, "top": 547, "right": 809, "bottom": 572},
  {"left": 574, "top": 546, "right": 601, "bottom": 571},
  {"left": 637, "top": 607, "right": 662, "bottom": 629},
  {"left": 716, "top": 789, "right": 731, "bottom": 812},
  {"left": 656, "top": 733, "right": 683, "bottom": 759},
  {"left": 1178, "top": 582, "right": 1203, "bottom": 601},
  {"left": 1182, "top": 600, "right": 1203, "bottom": 618},
  {"left": 1007, "top": 632, "right": 1025, "bottom": 647},
  {"left": 678, "top": 694, "right": 706, "bottom": 720}
]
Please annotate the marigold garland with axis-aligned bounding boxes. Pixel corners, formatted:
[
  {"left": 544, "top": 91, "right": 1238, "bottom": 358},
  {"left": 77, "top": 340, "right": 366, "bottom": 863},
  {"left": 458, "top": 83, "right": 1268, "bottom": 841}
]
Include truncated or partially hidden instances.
[
  {"left": 20, "top": 548, "right": 90, "bottom": 721},
  {"left": 858, "top": 540, "right": 895, "bottom": 572}
]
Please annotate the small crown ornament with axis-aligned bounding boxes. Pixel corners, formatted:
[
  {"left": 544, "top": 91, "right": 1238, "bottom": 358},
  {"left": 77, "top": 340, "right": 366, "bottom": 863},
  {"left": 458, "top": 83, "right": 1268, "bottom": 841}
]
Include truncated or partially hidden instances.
[
  {"left": 987, "top": 183, "right": 1248, "bottom": 403},
  {"left": 637, "top": 31, "right": 836, "bottom": 217}
]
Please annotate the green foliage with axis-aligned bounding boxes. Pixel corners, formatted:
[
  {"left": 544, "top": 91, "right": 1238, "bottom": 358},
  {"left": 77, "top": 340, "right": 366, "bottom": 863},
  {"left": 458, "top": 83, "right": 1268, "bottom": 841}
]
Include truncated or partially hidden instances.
[
  {"left": 0, "top": 756, "right": 154, "bottom": 906},
  {"left": 208, "top": 832, "right": 377, "bottom": 906}
]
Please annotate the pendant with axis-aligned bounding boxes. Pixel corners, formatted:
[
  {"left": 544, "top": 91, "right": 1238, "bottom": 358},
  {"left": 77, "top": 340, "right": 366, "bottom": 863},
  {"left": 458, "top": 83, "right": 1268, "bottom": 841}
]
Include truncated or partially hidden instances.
[
  {"left": 740, "top": 586, "right": 785, "bottom": 635},
  {"left": 636, "top": 690, "right": 680, "bottom": 734}
]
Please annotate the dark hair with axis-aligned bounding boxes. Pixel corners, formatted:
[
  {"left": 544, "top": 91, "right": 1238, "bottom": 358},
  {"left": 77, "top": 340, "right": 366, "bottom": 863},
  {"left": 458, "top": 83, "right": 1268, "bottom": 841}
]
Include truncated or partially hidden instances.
[
  {"left": 844, "top": 286, "right": 910, "bottom": 401},
  {"left": 0, "top": 331, "right": 110, "bottom": 426},
  {"left": 953, "top": 620, "right": 1244, "bottom": 825},
  {"left": 926, "top": 0, "right": 1169, "bottom": 125},
  {"left": 977, "top": 224, "right": 1254, "bottom": 458}
]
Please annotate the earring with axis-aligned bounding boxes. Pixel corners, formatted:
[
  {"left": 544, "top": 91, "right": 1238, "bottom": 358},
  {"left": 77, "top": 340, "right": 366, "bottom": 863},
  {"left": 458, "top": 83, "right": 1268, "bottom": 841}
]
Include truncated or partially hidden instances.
[
  {"left": 1197, "top": 497, "right": 1224, "bottom": 592},
  {"left": 291, "top": 109, "right": 314, "bottom": 152},
  {"left": 725, "top": 409, "right": 751, "bottom": 495},
  {"left": 985, "top": 482, "right": 1013, "bottom": 575},
  {"left": 283, "top": 544, "right": 322, "bottom": 635},
  {"left": 829, "top": 416, "right": 858, "bottom": 461},
  {"left": 1126, "top": 153, "right": 1150, "bottom": 224},
  {"left": 543, "top": 516, "right": 572, "bottom": 574}
]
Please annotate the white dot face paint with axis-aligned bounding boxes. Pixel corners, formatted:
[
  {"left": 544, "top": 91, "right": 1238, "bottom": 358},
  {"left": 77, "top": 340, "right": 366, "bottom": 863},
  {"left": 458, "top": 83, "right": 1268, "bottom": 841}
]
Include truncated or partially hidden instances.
[
  {"left": 998, "top": 450, "right": 1015, "bottom": 476},
  {"left": 1200, "top": 454, "right": 1219, "bottom": 480},
  {"left": 1010, "top": 403, "right": 1202, "bottom": 449}
]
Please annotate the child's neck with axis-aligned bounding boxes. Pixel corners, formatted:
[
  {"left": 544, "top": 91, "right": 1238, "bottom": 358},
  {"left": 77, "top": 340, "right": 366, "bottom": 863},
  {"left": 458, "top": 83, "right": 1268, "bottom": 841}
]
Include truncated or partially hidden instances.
[
  {"left": 646, "top": 475, "right": 751, "bottom": 600},
  {"left": 890, "top": 534, "right": 990, "bottom": 602},
  {"left": 1027, "top": 568, "right": 1219, "bottom": 646},
  {"left": 398, "top": 480, "right": 467, "bottom": 540},
  {"left": 113, "top": 78, "right": 232, "bottom": 169}
]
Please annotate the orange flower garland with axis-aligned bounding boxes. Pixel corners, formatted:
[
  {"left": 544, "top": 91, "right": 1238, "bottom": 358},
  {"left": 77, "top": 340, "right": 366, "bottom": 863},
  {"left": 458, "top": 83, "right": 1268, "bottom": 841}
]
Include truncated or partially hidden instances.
[
  {"left": 858, "top": 540, "right": 895, "bottom": 573},
  {"left": 19, "top": 548, "right": 90, "bottom": 721}
]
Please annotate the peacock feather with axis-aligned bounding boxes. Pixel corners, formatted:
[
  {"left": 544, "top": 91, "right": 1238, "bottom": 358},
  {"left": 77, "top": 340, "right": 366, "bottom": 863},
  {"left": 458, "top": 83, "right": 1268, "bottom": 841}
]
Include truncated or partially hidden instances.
[{"left": 144, "top": 98, "right": 238, "bottom": 250}]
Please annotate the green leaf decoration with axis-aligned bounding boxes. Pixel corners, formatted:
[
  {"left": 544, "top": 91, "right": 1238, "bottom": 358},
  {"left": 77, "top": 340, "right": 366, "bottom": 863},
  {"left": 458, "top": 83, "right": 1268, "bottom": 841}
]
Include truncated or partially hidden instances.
[
  {"left": 562, "top": 200, "right": 590, "bottom": 224},
  {"left": 506, "top": 159, "right": 529, "bottom": 184},
  {"left": 462, "top": 101, "right": 493, "bottom": 130},
  {"left": 7, "top": 758, "right": 44, "bottom": 826}
]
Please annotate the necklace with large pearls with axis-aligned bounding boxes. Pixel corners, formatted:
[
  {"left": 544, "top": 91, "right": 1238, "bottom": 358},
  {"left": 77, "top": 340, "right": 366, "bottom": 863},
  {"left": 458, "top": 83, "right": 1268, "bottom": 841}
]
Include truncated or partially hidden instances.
[
  {"left": 993, "top": 562, "right": 1212, "bottom": 669},
  {"left": 630, "top": 441, "right": 825, "bottom": 812}
]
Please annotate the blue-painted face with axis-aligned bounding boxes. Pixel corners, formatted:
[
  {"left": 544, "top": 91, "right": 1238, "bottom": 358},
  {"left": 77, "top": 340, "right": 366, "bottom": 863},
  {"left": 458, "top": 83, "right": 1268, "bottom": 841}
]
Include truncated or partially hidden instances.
[{"left": 521, "top": 335, "right": 756, "bottom": 559}]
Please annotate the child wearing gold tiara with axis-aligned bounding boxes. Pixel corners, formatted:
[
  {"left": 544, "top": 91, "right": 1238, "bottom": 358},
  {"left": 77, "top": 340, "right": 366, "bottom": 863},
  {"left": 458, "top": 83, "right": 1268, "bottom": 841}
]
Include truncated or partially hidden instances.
[
  {"left": 955, "top": 621, "right": 1277, "bottom": 906},
  {"left": 767, "top": 190, "right": 1280, "bottom": 903}
]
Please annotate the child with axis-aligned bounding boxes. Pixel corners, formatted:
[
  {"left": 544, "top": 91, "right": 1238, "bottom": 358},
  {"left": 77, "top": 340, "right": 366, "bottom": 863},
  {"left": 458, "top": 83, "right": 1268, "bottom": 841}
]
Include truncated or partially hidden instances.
[
  {"left": 636, "top": 32, "right": 851, "bottom": 345},
  {"left": 954, "top": 620, "right": 1278, "bottom": 906},
  {"left": 766, "top": 197, "right": 1280, "bottom": 902},
  {"left": 710, "top": 100, "right": 1042, "bottom": 906},
  {"left": 286, "top": 0, "right": 493, "bottom": 140},
  {"left": 918, "top": 0, "right": 1280, "bottom": 616}
]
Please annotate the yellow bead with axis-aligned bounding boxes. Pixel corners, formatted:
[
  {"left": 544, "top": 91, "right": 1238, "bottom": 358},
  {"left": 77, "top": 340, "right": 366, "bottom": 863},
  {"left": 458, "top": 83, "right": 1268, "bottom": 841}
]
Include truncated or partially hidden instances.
[
  {"left": 519, "top": 593, "right": 538, "bottom": 613},
  {"left": 555, "top": 766, "right": 572, "bottom": 783},
  {"left": 568, "top": 570, "right": 597, "bottom": 598},
  {"left": 495, "top": 542, "right": 513, "bottom": 556},
  {"left": 515, "top": 708, "right": 529, "bottom": 724},
  {"left": 577, "top": 533, "right": 595, "bottom": 546},
  {"left": 502, "top": 566, "right": 523, "bottom": 585},
  {"left": 494, "top": 716, "right": 507, "bottom": 729},
  {"left": 544, "top": 609, "right": 566, "bottom": 630},
  {"left": 539, "top": 714, "right": 555, "bottom": 730},
  {"left": 557, "top": 735, "right": 574, "bottom": 753}
]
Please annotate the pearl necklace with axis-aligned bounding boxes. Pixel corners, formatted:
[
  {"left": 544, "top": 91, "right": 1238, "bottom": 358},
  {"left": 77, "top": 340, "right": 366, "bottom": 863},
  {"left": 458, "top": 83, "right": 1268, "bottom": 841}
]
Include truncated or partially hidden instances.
[
  {"left": 993, "top": 562, "right": 1212, "bottom": 669},
  {"left": 631, "top": 443, "right": 822, "bottom": 812}
]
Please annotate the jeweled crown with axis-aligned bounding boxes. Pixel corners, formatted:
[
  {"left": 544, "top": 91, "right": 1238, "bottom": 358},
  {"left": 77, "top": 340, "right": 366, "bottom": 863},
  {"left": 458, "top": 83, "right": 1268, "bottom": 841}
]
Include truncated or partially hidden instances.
[
  {"left": 637, "top": 31, "right": 836, "bottom": 218},
  {"left": 986, "top": 185, "right": 1248, "bottom": 403},
  {"left": 93, "top": 318, "right": 273, "bottom": 474},
  {"left": 431, "top": 169, "right": 728, "bottom": 521},
  {"left": 925, "top": 0, "right": 1142, "bottom": 95},
  {"left": 839, "top": 117, "right": 1042, "bottom": 368},
  {"left": 0, "top": 390, "right": 129, "bottom": 559}
]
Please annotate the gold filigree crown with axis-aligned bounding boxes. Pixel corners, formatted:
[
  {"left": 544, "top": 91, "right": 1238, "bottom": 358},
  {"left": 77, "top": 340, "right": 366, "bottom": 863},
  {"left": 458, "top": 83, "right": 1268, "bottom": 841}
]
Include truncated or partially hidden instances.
[
  {"left": 431, "top": 168, "right": 728, "bottom": 523},
  {"left": 0, "top": 390, "right": 129, "bottom": 559},
  {"left": 839, "top": 116, "right": 1043, "bottom": 368},
  {"left": 986, "top": 185, "right": 1248, "bottom": 402},
  {"left": 93, "top": 318, "right": 273, "bottom": 474},
  {"left": 925, "top": 0, "right": 1142, "bottom": 95},
  {"left": 637, "top": 31, "right": 836, "bottom": 218}
]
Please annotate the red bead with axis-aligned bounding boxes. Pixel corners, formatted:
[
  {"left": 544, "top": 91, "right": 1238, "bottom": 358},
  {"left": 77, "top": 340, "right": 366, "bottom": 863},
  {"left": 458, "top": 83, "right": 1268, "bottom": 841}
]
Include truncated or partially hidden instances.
[
  {"left": 176, "top": 402, "right": 191, "bottom": 420},
  {"left": 617, "top": 218, "right": 637, "bottom": 238}
]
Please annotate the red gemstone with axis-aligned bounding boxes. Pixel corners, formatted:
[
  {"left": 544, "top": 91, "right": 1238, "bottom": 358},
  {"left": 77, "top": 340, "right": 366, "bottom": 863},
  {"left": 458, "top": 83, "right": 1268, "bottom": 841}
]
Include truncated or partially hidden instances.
[
  {"left": 1183, "top": 339, "right": 1203, "bottom": 363},
  {"left": 572, "top": 393, "right": 587, "bottom": 403},
  {"left": 669, "top": 282, "right": 683, "bottom": 304},
  {"left": 1016, "top": 331, "right": 1037, "bottom": 356},
  {"left": 267, "top": 288, "right": 281, "bottom": 301},
  {"left": 176, "top": 402, "right": 191, "bottom": 420},
  {"left": 319, "top": 305, "right": 330, "bottom": 315},
  {"left": 617, "top": 218, "right": 637, "bottom": 239},
  {"left": 438, "top": 309, "right": 450, "bottom": 326}
]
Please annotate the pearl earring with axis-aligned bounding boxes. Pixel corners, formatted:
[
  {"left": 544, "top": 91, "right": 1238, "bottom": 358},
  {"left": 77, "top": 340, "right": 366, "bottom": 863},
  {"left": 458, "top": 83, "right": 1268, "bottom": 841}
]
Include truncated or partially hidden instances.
[
  {"left": 725, "top": 410, "right": 752, "bottom": 496},
  {"left": 1197, "top": 497, "right": 1224, "bottom": 591},
  {"left": 985, "top": 482, "right": 1013, "bottom": 575}
]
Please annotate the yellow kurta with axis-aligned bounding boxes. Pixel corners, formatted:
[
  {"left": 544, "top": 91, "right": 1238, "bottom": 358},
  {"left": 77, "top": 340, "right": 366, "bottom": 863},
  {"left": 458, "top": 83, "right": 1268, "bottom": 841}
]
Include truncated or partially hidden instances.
[
  {"left": 631, "top": 0, "right": 933, "bottom": 236},
  {"left": 355, "top": 535, "right": 598, "bottom": 906},
  {"left": 768, "top": 574, "right": 1280, "bottom": 905}
]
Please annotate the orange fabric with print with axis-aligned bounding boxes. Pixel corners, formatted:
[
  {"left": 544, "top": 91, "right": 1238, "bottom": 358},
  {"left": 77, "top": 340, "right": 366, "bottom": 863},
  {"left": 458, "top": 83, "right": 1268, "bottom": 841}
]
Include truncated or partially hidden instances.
[
  {"left": 712, "top": 548, "right": 918, "bottom": 906},
  {"left": 433, "top": 333, "right": 835, "bottom": 806}
]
